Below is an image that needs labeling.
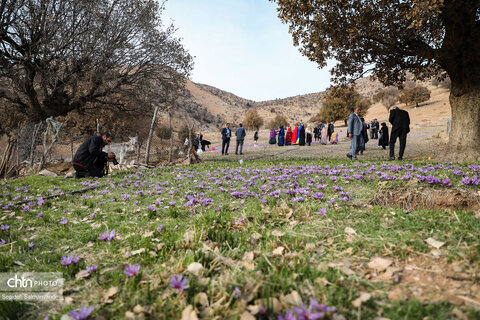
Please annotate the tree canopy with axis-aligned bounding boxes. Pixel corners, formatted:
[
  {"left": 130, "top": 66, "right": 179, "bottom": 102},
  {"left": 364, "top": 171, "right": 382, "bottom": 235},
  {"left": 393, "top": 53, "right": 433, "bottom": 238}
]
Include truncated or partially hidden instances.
[
  {"left": 320, "top": 86, "right": 370, "bottom": 123},
  {"left": 243, "top": 109, "right": 264, "bottom": 130},
  {"left": 399, "top": 86, "right": 431, "bottom": 108},
  {"left": 272, "top": 0, "right": 480, "bottom": 158},
  {"left": 0, "top": 0, "right": 193, "bottom": 123}
]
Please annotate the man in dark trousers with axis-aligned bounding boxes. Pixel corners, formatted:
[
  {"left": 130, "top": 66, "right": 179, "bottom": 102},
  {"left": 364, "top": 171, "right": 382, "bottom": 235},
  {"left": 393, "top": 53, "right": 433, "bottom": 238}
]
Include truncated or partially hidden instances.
[
  {"left": 389, "top": 107, "right": 410, "bottom": 160},
  {"left": 373, "top": 119, "right": 380, "bottom": 139},
  {"left": 235, "top": 123, "right": 246, "bottom": 155},
  {"left": 346, "top": 106, "right": 363, "bottom": 160},
  {"left": 73, "top": 133, "right": 115, "bottom": 178},
  {"left": 221, "top": 123, "right": 231, "bottom": 155},
  {"left": 327, "top": 122, "right": 334, "bottom": 141}
]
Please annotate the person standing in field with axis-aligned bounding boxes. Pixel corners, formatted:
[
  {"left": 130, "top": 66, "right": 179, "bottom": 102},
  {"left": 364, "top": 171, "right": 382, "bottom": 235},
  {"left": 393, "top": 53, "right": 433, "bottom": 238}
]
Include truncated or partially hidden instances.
[
  {"left": 235, "top": 123, "right": 246, "bottom": 155},
  {"left": 389, "top": 106, "right": 410, "bottom": 160},
  {"left": 346, "top": 106, "right": 363, "bottom": 160},
  {"left": 285, "top": 127, "right": 292, "bottom": 146},
  {"left": 327, "top": 122, "right": 334, "bottom": 142},
  {"left": 306, "top": 125, "right": 313, "bottom": 146},
  {"left": 278, "top": 125, "right": 285, "bottom": 146},
  {"left": 373, "top": 119, "right": 380, "bottom": 139},
  {"left": 378, "top": 122, "right": 389, "bottom": 149},
  {"left": 221, "top": 123, "right": 231, "bottom": 155},
  {"left": 358, "top": 117, "right": 369, "bottom": 155}
]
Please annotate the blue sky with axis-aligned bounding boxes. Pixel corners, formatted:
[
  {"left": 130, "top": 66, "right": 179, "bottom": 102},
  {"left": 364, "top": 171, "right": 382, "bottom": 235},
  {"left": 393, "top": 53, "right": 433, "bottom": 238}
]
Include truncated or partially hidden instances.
[{"left": 162, "top": 0, "right": 334, "bottom": 101}]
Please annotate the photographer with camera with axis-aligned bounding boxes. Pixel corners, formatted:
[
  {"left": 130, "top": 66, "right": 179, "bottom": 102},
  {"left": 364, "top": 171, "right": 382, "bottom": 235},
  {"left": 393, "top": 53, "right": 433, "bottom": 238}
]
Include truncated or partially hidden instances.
[{"left": 72, "top": 133, "right": 116, "bottom": 178}]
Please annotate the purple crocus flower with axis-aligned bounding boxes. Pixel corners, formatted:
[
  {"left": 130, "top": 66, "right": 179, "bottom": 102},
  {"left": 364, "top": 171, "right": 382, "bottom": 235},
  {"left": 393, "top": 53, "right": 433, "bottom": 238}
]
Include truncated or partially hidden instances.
[
  {"left": 293, "top": 303, "right": 324, "bottom": 320},
  {"left": 61, "top": 255, "right": 73, "bottom": 266},
  {"left": 37, "top": 197, "right": 44, "bottom": 206},
  {"left": 123, "top": 264, "right": 140, "bottom": 277},
  {"left": 98, "top": 230, "right": 115, "bottom": 241},
  {"left": 89, "top": 212, "right": 95, "bottom": 218},
  {"left": 312, "top": 192, "right": 324, "bottom": 200},
  {"left": 0, "top": 224, "right": 9, "bottom": 231},
  {"left": 28, "top": 242, "right": 34, "bottom": 249},
  {"left": 23, "top": 205, "right": 30, "bottom": 212},
  {"left": 317, "top": 207, "right": 327, "bottom": 216},
  {"left": 72, "top": 255, "right": 80, "bottom": 264},
  {"left": 68, "top": 305, "right": 94, "bottom": 320},
  {"left": 0, "top": 239, "right": 6, "bottom": 246},
  {"left": 278, "top": 310, "right": 297, "bottom": 320},
  {"left": 37, "top": 211, "right": 44, "bottom": 218},
  {"left": 59, "top": 218, "right": 68, "bottom": 225},
  {"left": 157, "top": 225, "right": 164, "bottom": 232},
  {"left": 86, "top": 265, "right": 98, "bottom": 274},
  {"left": 169, "top": 200, "right": 176, "bottom": 206},
  {"left": 170, "top": 275, "right": 189, "bottom": 292}
]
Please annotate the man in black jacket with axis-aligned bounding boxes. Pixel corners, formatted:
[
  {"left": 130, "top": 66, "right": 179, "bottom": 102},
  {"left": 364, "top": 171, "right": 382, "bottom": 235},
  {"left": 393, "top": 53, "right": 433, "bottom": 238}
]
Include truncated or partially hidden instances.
[
  {"left": 388, "top": 107, "right": 410, "bottom": 161},
  {"left": 72, "top": 133, "right": 115, "bottom": 178},
  {"left": 221, "top": 123, "right": 231, "bottom": 155}
]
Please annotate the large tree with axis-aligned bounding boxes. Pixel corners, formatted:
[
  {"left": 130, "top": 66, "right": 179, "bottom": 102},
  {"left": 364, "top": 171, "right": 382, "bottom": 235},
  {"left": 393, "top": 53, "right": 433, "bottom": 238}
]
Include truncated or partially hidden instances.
[
  {"left": 272, "top": 0, "right": 480, "bottom": 159},
  {"left": 320, "top": 85, "right": 370, "bottom": 123},
  {"left": 0, "top": 0, "right": 192, "bottom": 123}
]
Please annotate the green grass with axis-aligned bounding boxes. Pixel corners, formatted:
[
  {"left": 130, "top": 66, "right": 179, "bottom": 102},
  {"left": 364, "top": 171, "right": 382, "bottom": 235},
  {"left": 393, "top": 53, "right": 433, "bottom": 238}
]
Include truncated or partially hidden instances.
[{"left": 0, "top": 159, "right": 479, "bottom": 319}]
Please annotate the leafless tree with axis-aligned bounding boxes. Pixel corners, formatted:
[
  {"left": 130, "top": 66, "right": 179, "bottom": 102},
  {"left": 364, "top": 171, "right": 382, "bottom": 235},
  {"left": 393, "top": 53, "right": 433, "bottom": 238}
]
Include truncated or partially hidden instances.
[{"left": 0, "top": 0, "right": 193, "bottom": 122}]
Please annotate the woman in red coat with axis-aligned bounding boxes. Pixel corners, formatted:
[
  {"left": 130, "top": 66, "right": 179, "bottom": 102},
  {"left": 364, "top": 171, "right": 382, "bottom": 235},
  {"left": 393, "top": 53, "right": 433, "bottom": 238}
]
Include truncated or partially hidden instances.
[{"left": 285, "top": 127, "right": 292, "bottom": 146}]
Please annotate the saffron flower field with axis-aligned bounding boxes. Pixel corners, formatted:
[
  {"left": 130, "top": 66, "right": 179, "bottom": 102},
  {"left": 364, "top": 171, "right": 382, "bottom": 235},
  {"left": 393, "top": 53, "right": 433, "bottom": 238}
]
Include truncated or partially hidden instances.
[{"left": 1, "top": 160, "right": 479, "bottom": 319}]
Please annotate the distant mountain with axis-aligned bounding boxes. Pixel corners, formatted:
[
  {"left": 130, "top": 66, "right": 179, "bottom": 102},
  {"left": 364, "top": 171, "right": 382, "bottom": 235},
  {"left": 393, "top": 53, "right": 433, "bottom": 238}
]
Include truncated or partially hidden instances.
[
  {"left": 167, "top": 75, "right": 446, "bottom": 132},
  {"left": 178, "top": 79, "right": 326, "bottom": 130}
]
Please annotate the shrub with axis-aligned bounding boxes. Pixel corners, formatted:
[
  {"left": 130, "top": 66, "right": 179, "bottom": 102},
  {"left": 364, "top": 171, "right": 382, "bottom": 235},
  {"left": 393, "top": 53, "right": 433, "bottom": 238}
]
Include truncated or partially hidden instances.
[{"left": 243, "top": 109, "right": 264, "bottom": 130}]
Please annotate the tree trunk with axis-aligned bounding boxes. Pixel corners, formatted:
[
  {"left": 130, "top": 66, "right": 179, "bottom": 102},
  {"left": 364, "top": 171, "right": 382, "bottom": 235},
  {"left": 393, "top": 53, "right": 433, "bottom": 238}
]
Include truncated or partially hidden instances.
[
  {"left": 145, "top": 105, "right": 159, "bottom": 165},
  {"left": 168, "top": 110, "right": 174, "bottom": 163},
  {"left": 448, "top": 84, "right": 480, "bottom": 161}
]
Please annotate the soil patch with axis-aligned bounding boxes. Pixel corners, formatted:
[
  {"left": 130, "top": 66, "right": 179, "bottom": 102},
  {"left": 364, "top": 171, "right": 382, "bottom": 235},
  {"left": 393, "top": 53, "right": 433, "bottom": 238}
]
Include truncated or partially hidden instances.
[
  {"left": 371, "top": 185, "right": 480, "bottom": 211},
  {"left": 384, "top": 256, "right": 480, "bottom": 310}
]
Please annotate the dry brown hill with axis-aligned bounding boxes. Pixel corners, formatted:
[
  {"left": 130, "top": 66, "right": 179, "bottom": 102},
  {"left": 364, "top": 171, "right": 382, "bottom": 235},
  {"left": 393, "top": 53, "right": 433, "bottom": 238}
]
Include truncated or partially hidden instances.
[
  {"left": 180, "top": 76, "right": 450, "bottom": 133},
  {"left": 182, "top": 79, "right": 325, "bottom": 130}
]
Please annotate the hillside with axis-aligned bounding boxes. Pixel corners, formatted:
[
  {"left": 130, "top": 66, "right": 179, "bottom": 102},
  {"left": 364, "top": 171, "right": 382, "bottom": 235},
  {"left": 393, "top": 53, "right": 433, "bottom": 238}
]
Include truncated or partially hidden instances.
[
  {"left": 178, "top": 79, "right": 326, "bottom": 130},
  {"left": 179, "top": 76, "right": 450, "bottom": 133}
]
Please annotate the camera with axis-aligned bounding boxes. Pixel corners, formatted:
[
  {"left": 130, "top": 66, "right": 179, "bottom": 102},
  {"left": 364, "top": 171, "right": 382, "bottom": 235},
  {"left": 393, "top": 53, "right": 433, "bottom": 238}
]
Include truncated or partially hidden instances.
[{"left": 112, "top": 155, "right": 119, "bottom": 166}]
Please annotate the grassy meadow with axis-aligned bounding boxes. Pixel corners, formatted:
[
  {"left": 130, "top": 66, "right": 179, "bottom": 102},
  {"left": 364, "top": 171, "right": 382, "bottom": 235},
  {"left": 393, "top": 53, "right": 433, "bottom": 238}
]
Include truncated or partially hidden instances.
[{"left": 0, "top": 160, "right": 479, "bottom": 319}]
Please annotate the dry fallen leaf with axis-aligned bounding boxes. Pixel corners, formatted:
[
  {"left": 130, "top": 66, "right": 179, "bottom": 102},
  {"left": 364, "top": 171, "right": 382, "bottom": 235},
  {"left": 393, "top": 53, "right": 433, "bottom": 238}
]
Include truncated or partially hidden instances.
[
  {"left": 75, "top": 270, "right": 91, "bottom": 280},
  {"left": 133, "top": 305, "right": 145, "bottom": 314},
  {"left": 344, "top": 227, "right": 356, "bottom": 235},
  {"left": 183, "top": 230, "right": 195, "bottom": 243},
  {"left": 241, "top": 260, "right": 255, "bottom": 270},
  {"left": 124, "top": 248, "right": 146, "bottom": 258},
  {"left": 305, "top": 243, "right": 316, "bottom": 252},
  {"left": 280, "top": 290, "right": 303, "bottom": 307},
  {"left": 272, "top": 246, "right": 285, "bottom": 256},
  {"left": 181, "top": 305, "right": 198, "bottom": 320},
  {"left": 243, "top": 251, "right": 255, "bottom": 262},
  {"left": 142, "top": 231, "right": 154, "bottom": 238},
  {"left": 251, "top": 232, "right": 262, "bottom": 240},
  {"left": 187, "top": 262, "right": 204, "bottom": 276},
  {"left": 367, "top": 257, "right": 393, "bottom": 272},
  {"left": 352, "top": 292, "right": 371, "bottom": 307},
  {"left": 272, "top": 230, "right": 285, "bottom": 237},
  {"left": 425, "top": 237, "right": 445, "bottom": 249},
  {"left": 240, "top": 311, "right": 255, "bottom": 320},
  {"left": 103, "top": 286, "right": 118, "bottom": 304}
]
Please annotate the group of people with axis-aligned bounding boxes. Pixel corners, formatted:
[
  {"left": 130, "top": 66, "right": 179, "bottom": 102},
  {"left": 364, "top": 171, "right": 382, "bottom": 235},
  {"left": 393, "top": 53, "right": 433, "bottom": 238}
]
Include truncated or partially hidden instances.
[
  {"left": 347, "top": 106, "right": 410, "bottom": 160},
  {"left": 71, "top": 106, "right": 410, "bottom": 179},
  {"left": 268, "top": 123, "right": 338, "bottom": 147},
  {"left": 220, "top": 123, "right": 246, "bottom": 155}
]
